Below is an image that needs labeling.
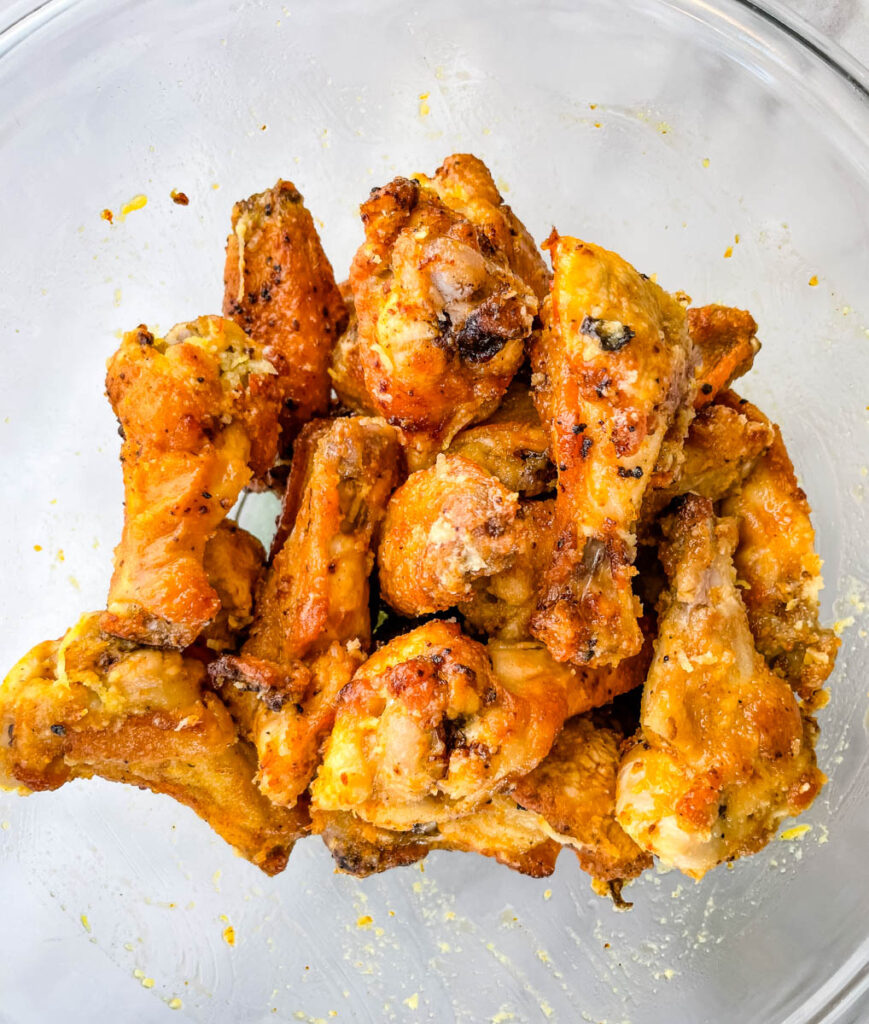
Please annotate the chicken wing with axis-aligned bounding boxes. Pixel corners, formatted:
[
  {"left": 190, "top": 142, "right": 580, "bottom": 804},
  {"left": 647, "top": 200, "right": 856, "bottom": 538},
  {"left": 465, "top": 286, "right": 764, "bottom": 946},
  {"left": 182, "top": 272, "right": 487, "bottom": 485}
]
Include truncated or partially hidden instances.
[
  {"left": 615, "top": 495, "right": 823, "bottom": 879},
  {"left": 641, "top": 392, "right": 774, "bottom": 522},
  {"left": 329, "top": 283, "right": 375, "bottom": 415},
  {"left": 313, "top": 796, "right": 560, "bottom": 879},
  {"left": 512, "top": 713, "right": 652, "bottom": 888},
  {"left": 197, "top": 520, "right": 266, "bottom": 652},
  {"left": 350, "top": 154, "right": 548, "bottom": 468},
  {"left": 101, "top": 317, "right": 281, "bottom": 649},
  {"left": 463, "top": 500, "right": 555, "bottom": 641},
  {"left": 0, "top": 614, "right": 304, "bottom": 874},
  {"left": 689, "top": 305, "right": 760, "bottom": 408},
  {"left": 530, "top": 233, "right": 695, "bottom": 667},
  {"left": 211, "top": 416, "right": 400, "bottom": 806},
  {"left": 310, "top": 621, "right": 569, "bottom": 830},
  {"left": 378, "top": 454, "right": 520, "bottom": 617},
  {"left": 447, "top": 380, "right": 554, "bottom": 497},
  {"left": 223, "top": 180, "right": 348, "bottom": 450},
  {"left": 720, "top": 396, "right": 839, "bottom": 700}
]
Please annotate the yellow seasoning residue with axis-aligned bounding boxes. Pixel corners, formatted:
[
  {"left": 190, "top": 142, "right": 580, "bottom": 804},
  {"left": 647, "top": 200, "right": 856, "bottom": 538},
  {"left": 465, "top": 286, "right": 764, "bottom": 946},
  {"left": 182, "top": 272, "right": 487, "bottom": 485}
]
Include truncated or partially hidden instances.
[
  {"left": 589, "top": 103, "right": 597, "bottom": 110},
  {"left": 781, "top": 823, "right": 812, "bottom": 841},
  {"left": 80, "top": 914, "right": 91, "bottom": 932},
  {"left": 222, "top": 925, "right": 236, "bottom": 947},
  {"left": 809, "top": 274, "right": 819, "bottom": 286},
  {"left": 723, "top": 246, "right": 734, "bottom": 259},
  {"left": 543, "top": 889, "right": 552, "bottom": 901},
  {"left": 418, "top": 92, "right": 430, "bottom": 117},
  {"left": 1, "top": 820, "right": 10, "bottom": 830},
  {"left": 403, "top": 993, "right": 419, "bottom": 1010},
  {"left": 356, "top": 915, "right": 373, "bottom": 929},
  {"left": 702, "top": 157, "right": 710, "bottom": 168},
  {"left": 33, "top": 544, "right": 42, "bottom": 552},
  {"left": 119, "top": 194, "right": 148, "bottom": 221},
  {"left": 168, "top": 998, "right": 183, "bottom": 1010},
  {"left": 734, "top": 233, "right": 740, "bottom": 244},
  {"left": 657, "top": 121, "right": 670, "bottom": 134},
  {"left": 134, "top": 969, "right": 145, "bottom": 980},
  {"left": 593, "top": 121, "right": 602, "bottom": 128},
  {"left": 113, "top": 288, "right": 122, "bottom": 307},
  {"left": 56, "top": 549, "right": 65, "bottom": 562},
  {"left": 212, "top": 868, "right": 222, "bottom": 891},
  {"left": 142, "top": 978, "right": 155, "bottom": 989},
  {"left": 101, "top": 208, "right": 114, "bottom": 223}
]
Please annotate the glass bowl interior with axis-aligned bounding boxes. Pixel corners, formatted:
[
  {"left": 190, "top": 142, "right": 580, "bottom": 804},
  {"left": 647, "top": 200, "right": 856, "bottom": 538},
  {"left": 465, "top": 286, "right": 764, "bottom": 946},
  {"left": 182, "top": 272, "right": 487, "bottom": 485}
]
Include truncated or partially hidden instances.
[{"left": 0, "top": 1, "right": 867, "bottom": 1021}]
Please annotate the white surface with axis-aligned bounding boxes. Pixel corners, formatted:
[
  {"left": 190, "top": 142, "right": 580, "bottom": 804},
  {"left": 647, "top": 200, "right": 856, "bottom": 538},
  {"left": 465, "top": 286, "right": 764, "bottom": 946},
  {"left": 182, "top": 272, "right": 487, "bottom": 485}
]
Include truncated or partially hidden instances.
[{"left": 0, "top": 1, "right": 868, "bottom": 1022}]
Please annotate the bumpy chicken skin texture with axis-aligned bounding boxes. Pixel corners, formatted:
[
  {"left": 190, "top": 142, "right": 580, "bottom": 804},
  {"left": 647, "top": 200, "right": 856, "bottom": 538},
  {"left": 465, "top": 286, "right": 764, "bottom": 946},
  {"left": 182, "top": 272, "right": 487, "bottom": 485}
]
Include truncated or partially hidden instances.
[
  {"left": 350, "top": 154, "right": 547, "bottom": 468},
  {"left": 688, "top": 305, "right": 760, "bottom": 409},
  {"left": 311, "top": 621, "right": 570, "bottom": 830},
  {"left": 720, "top": 396, "right": 839, "bottom": 700},
  {"left": 447, "top": 380, "right": 554, "bottom": 497},
  {"left": 313, "top": 795, "right": 561, "bottom": 879},
  {"left": 197, "top": 520, "right": 266, "bottom": 652},
  {"left": 211, "top": 417, "right": 400, "bottom": 806},
  {"left": 378, "top": 454, "right": 520, "bottom": 617},
  {"left": 530, "top": 233, "right": 695, "bottom": 667},
  {"left": 329, "top": 282, "right": 376, "bottom": 415},
  {"left": 102, "top": 317, "right": 280, "bottom": 649},
  {"left": 512, "top": 713, "right": 652, "bottom": 885},
  {"left": 640, "top": 392, "right": 774, "bottom": 523},
  {"left": 0, "top": 614, "right": 305, "bottom": 874},
  {"left": 615, "top": 496, "right": 823, "bottom": 879},
  {"left": 223, "top": 180, "right": 348, "bottom": 450}
]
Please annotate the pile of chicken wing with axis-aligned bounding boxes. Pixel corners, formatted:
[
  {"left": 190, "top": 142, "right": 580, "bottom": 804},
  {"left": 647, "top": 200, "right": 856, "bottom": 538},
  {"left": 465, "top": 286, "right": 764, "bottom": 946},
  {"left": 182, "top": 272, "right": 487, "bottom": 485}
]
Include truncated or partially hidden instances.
[{"left": 1, "top": 154, "right": 839, "bottom": 899}]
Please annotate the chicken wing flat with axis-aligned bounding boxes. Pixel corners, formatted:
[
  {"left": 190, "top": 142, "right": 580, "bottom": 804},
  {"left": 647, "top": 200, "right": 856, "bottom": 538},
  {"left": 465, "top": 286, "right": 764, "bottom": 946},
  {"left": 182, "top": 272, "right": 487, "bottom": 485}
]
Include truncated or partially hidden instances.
[
  {"left": 350, "top": 154, "right": 548, "bottom": 468},
  {"left": 447, "top": 380, "right": 554, "bottom": 497},
  {"left": 310, "top": 621, "right": 570, "bottom": 830},
  {"left": 512, "top": 713, "right": 652, "bottom": 887},
  {"left": 101, "top": 317, "right": 280, "bottom": 649},
  {"left": 720, "top": 396, "right": 839, "bottom": 700},
  {"left": 223, "top": 180, "right": 348, "bottom": 448},
  {"left": 641, "top": 392, "right": 774, "bottom": 522},
  {"left": 197, "top": 520, "right": 266, "bottom": 652},
  {"left": 1, "top": 614, "right": 304, "bottom": 874},
  {"left": 378, "top": 454, "right": 520, "bottom": 617},
  {"left": 615, "top": 495, "right": 823, "bottom": 879},
  {"left": 530, "top": 232, "right": 695, "bottom": 666},
  {"left": 211, "top": 416, "right": 400, "bottom": 806},
  {"left": 313, "top": 796, "right": 560, "bottom": 879},
  {"left": 688, "top": 305, "right": 760, "bottom": 408},
  {"left": 329, "top": 282, "right": 376, "bottom": 415}
]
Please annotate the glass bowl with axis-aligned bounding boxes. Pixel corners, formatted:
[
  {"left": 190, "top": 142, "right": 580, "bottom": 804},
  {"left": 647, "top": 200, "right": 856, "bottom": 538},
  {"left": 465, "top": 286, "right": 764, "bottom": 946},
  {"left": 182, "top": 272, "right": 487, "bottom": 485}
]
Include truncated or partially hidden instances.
[{"left": 1, "top": 1, "right": 867, "bottom": 1021}]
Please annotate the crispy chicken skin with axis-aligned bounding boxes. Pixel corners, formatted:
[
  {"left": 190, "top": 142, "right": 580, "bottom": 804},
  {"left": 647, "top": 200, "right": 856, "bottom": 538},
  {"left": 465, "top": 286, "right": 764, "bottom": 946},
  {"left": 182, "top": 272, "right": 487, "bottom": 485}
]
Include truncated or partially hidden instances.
[
  {"left": 378, "top": 454, "right": 520, "bottom": 616},
  {"left": 530, "top": 233, "right": 695, "bottom": 667},
  {"left": 688, "top": 305, "right": 760, "bottom": 408},
  {"left": 310, "top": 621, "right": 570, "bottom": 830},
  {"left": 211, "top": 417, "right": 400, "bottom": 806},
  {"left": 641, "top": 392, "right": 774, "bottom": 522},
  {"left": 615, "top": 496, "right": 824, "bottom": 879},
  {"left": 313, "top": 796, "right": 560, "bottom": 879},
  {"left": 720, "top": 396, "right": 839, "bottom": 700},
  {"left": 198, "top": 520, "right": 266, "bottom": 652},
  {"left": 0, "top": 614, "right": 305, "bottom": 874},
  {"left": 223, "top": 180, "right": 348, "bottom": 447},
  {"left": 464, "top": 500, "right": 555, "bottom": 641},
  {"left": 329, "top": 283, "right": 375, "bottom": 415},
  {"left": 349, "top": 154, "right": 548, "bottom": 468},
  {"left": 447, "top": 380, "right": 554, "bottom": 497},
  {"left": 512, "top": 713, "right": 652, "bottom": 885},
  {"left": 101, "top": 317, "right": 280, "bottom": 649}
]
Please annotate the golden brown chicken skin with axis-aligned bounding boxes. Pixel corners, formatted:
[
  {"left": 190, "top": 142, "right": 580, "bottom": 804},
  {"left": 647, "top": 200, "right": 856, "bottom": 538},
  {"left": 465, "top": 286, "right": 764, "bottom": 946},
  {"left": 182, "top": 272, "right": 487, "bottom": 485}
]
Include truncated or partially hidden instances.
[
  {"left": 0, "top": 614, "right": 305, "bottom": 874},
  {"left": 530, "top": 233, "right": 695, "bottom": 667},
  {"left": 310, "top": 621, "right": 570, "bottom": 830},
  {"left": 688, "top": 305, "right": 760, "bottom": 408},
  {"left": 197, "top": 520, "right": 266, "bottom": 652},
  {"left": 350, "top": 154, "right": 548, "bottom": 468},
  {"left": 101, "top": 317, "right": 281, "bottom": 649},
  {"left": 447, "top": 380, "right": 554, "bottom": 497},
  {"left": 211, "top": 417, "right": 400, "bottom": 806},
  {"left": 512, "top": 713, "right": 652, "bottom": 888},
  {"left": 720, "top": 396, "right": 839, "bottom": 700},
  {"left": 329, "top": 282, "right": 375, "bottom": 415},
  {"left": 223, "top": 180, "right": 348, "bottom": 449},
  {"left": 378, "top": 454, "right": 520, "bottom": 617},
  {"left": 313, "top": 796, "right": 561, "bottom": 879},
  {"left": 641, "top": 392, "right": 774, "bottom": 522},
  {"left": 615, "top": 495, "right": 823, "bottom": 879}
]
